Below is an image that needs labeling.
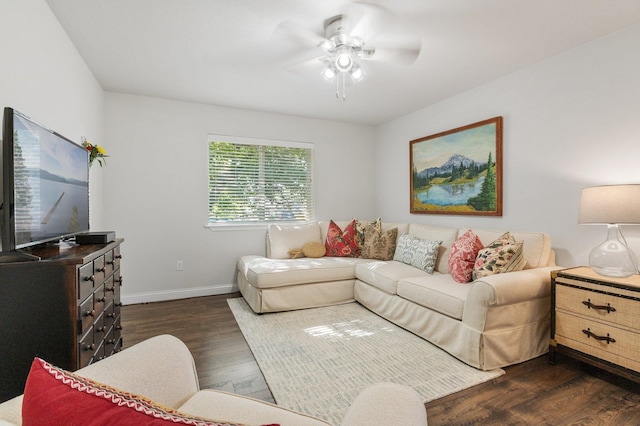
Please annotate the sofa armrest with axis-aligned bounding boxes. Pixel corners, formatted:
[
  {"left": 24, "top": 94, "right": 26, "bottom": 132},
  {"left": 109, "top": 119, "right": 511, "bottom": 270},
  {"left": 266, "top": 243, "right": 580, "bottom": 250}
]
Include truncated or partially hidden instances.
[
  {"left": 341, "top": 383, "right": 428, "bottom": 426},
  {"left": 463, "top": 266, "right": 562, "bottom": 329},
  {"left": 74, "top": 334, "right": 200, "bottom": 409}
]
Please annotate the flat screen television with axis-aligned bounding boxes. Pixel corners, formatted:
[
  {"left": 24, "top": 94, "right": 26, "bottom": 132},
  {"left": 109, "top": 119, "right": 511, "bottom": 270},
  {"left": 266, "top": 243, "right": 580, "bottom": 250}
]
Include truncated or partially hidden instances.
[{"left": 1, "top": 107, "right": 89, "bottom": 255}]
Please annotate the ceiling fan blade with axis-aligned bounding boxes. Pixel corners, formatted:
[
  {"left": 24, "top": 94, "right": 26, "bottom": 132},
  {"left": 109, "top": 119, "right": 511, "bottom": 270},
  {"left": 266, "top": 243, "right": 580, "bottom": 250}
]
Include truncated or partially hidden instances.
[
  {"left": 342, "top": 2, "right": 393, "bottom": 42},
  {"left": 364, "top": 44, "right": 421, "bottom": 65},
  {"left": 282, "top": 53, "right": 329, "bottom": 76},
  {"left": 273, "top": 20, "right": 331, "bottom": 50}
]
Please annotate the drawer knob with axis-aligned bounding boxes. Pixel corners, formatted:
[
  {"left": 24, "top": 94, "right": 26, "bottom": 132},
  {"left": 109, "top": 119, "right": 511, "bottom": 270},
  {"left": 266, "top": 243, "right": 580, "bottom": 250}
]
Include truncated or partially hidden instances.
[
  {"left": 115, "top": 254, "right": 122, "bottom": 259},
  {"left": 84, "top": 275, "right": 95, "bottom": 282},
  {"left": 83, "top": 343, "right": 96, "bottom": 351},
  {"left": 84, "top": 309, "right": 96, "bottom": 317},
  {"left": 97, "top": 267, "right": 106, "bottom": 272},
  {"left": 582, "top": 328, "right": 616, "bottom": 344},
  {"left": 582, "top": 299, "right": 616, "bottom": 313}
]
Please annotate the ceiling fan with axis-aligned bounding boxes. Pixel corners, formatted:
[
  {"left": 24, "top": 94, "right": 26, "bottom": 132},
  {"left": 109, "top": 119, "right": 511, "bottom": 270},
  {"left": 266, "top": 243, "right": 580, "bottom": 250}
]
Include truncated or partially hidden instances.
[{"left": 274, "top": 2, "right": 421, "bottom": 100}]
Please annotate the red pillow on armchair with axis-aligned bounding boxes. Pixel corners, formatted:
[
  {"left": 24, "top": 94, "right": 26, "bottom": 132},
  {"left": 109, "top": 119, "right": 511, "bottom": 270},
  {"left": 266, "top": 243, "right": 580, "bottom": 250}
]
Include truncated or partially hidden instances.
[{"left": 21, "top": 357, "right": 273, "bottom": 426}]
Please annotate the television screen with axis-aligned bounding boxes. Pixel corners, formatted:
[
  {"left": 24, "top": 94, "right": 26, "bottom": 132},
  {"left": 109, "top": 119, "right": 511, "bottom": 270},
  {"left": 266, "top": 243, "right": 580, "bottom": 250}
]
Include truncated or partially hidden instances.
[{"left": 2, "top": 108, "right": 89, "bottom": 251}]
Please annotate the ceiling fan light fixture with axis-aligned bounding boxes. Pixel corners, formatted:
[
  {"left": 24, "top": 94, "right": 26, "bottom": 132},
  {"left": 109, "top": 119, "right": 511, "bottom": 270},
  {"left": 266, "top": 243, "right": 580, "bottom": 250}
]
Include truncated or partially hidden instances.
[
  {"left": 350, "top": 63, "right": 364, "bottom": 82},
  {"left": 335, "top": 51, "right": 353, "bottom": 72},
  {"left": 322, "top": 65, "right": 336, "bottom": 80}
]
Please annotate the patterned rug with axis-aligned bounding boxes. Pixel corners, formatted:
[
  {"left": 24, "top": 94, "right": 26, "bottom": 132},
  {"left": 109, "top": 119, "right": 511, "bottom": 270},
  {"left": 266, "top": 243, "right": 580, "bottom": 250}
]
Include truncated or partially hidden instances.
[{"left": 228, "top": 298, "right": 504, "bottom": 425}]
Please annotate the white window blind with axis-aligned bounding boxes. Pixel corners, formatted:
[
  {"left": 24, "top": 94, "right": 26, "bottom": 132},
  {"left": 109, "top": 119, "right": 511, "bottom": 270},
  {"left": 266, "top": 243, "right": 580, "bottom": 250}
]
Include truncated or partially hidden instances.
[{"left": 207, "top": 135, "right": 315, "bottom": 225}]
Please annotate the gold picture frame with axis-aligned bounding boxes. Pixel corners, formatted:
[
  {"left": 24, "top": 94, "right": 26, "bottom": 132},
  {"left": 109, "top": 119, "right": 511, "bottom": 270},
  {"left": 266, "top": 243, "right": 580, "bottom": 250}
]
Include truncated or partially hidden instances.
[{"left": 410, "top": 116, "right": 503, "bottom": 216}]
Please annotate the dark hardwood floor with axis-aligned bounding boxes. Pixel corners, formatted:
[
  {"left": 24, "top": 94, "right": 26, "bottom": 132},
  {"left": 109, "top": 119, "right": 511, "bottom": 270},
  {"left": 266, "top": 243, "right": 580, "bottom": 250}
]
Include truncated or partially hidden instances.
[{"left": 121, "top": 293, "right": 640, "bottom": 425}]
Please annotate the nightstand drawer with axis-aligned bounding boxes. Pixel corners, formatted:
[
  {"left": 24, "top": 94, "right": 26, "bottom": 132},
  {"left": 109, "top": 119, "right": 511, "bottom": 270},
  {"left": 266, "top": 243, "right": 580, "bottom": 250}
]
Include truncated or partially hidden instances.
[
  {"left": 555, "top": 311, "right": 640, "bottom": 373},
  {"left": 556, "top": 284, "right": 640, "bottom": 329}
]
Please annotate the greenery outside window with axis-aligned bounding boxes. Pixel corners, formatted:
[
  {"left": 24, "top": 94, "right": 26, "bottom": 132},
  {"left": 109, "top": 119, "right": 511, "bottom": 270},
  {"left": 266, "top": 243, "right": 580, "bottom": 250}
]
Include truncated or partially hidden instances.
[{"left": 207, "top": 135, "right": 315, "bottom": 225}]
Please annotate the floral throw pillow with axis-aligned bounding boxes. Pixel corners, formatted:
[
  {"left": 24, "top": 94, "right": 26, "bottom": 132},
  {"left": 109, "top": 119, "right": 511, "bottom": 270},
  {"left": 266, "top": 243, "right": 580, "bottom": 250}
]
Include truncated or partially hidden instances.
[
  {"left": 393, "top": 234, "right": 442, "bottom": 274},
  {"left": 472, "top": 232, "right": 526, "bottom": 280},
  {"left": 449, "top": 230, "right": 484, "bottom": 283},
  {"left": 325, "top": 219, "right": 360, "bottom": 257},
  {"left": 355, "top": 218, "right": 381, "bottom": 252},
  {"left": 362, "top": 226, "right": 398, "bottom": 260}
]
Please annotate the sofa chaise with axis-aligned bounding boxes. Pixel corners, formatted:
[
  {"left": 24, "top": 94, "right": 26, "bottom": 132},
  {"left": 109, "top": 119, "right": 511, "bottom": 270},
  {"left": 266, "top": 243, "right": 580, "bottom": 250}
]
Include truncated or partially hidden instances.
[
  {"left": 0, "top": 334, "right": 428, "bottom": 426},
  {"left": 237, "top": 220, "right": 560, "bottom": 370}
]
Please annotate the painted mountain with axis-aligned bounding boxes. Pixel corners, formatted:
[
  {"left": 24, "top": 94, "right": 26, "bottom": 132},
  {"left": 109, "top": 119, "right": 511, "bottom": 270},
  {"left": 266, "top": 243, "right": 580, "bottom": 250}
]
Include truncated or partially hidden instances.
[{"left": 418, "top": 154, "right": 485, "bottom": 178}]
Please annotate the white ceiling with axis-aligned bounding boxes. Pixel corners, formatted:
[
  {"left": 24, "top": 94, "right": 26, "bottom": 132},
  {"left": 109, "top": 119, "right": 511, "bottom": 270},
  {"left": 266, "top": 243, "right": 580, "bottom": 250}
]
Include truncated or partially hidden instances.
[{"left": 46, "top": 0, "right": 640, "bottom": 126}]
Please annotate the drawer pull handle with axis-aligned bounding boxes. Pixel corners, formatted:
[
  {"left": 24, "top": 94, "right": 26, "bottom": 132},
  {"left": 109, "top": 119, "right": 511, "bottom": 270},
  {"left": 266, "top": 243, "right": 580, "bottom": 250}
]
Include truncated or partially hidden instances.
[
  {"left": 115, "top": 254, "right": 122, "bottom": 259},
  {"left": 582, "top": 299, "right": 616, "bottom": 313},
  {"left": 84, "top": 275, "right": 95, "bottom": 282},
  {"left": 582, "top": 328, "right": 616, "bottom": 344},
  {"left": 106, "top": 260, "right": 115, "bottom": 265},
  {"left": 96, "top": 267, "right": 106, "bottom": 272}
]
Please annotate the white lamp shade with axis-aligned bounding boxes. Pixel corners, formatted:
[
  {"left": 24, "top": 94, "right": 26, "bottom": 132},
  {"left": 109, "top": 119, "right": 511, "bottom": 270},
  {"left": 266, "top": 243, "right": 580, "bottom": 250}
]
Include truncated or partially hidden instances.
[{"left": 578, "top": 184, "right": 640, "bottom": 224}]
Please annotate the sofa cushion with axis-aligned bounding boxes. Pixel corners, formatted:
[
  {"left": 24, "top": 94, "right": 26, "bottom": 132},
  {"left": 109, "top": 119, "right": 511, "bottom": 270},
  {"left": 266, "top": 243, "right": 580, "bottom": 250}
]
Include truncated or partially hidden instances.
[
  {"left": 178, "top": 389, "right": 329, "bottom": 426},
  {"left": 393, "top": 234, "right": 442, "bottom": 274},
  {"left": 22, "top": 357, "right": 243, "bottom": 426},
  {"left": 408, "top": 224, "right": 459, "bottom": 274},
  {"left": 325, "top": 219, "right": 360, "bottom": 257},
  {"left": 268, "top": 222, "right": 322, "bottom": 259},
  {"left": 361, "top": 226, "right": 398, "bottom": 260},
  {"left": 355, "top": 261, "right": 428, "bottom": 295},
  {"left": 239, "top": 255, "right": 365, "bottom": 289},
  {"left": 472, "top": 232, "right": 527, "bottom": 280},
  {"left": 397, "top": 275, "right": 471, "bottom": 320},
  {"left": 449, "top": 230, "right": 484, "bottom": 283}
]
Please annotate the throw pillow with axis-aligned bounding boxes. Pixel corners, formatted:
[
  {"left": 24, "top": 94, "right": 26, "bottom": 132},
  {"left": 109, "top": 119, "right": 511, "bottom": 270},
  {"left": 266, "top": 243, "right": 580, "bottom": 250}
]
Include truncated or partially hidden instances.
[
  {"left": 325, "top": 219, "right": 360, "bottom": 257},
  {"left": 449, "top": 230, "right": 484, "bottom": 283},
  {"left": 472, "top": 232, "right": 526, "bottom": 280},
  {"left": 361, "top": 226, "right": 398, "bottom": 260},
  {"left": 393, "top": 234, "right": 442, "bottom": 274},
  {"left": 302, "top": 241, "right": 326, "bottom": 258},
  {"left": 22, "top": 357, "right": 259, "bottom": 426},
  {"left": 355, "top": 218, "right": 381, "bottom": 252}
]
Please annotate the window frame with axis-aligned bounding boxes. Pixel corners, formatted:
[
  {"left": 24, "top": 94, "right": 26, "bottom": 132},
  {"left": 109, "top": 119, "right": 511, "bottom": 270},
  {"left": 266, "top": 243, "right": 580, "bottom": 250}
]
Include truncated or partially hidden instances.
[{"left": 206, "top": 134, "right": 315, "bottom": 230}]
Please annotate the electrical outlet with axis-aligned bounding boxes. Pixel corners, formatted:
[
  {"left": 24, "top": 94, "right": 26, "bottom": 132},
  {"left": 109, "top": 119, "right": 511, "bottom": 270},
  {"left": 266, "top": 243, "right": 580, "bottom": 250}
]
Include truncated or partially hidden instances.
[{"left": 176, "top": 260, "right": 183, "bottom": 271}]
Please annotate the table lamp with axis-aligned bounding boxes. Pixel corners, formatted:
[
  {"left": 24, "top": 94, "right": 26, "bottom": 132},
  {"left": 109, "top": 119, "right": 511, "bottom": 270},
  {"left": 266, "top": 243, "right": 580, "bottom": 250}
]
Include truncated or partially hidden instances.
[{"left": 578, "top": 184, "right": 640, "bottom": 278}]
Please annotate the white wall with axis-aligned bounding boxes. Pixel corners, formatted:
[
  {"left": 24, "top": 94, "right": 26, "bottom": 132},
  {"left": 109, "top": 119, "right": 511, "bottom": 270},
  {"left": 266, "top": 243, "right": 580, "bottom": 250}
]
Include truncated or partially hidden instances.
[
  {"left": 103, "top": 93, "right": 376, "bottom": 304},
  {"left": 0, "top": 0, "right": 105, "bottom": 246},
  {"left": 375, "top": 22, "right": 640, "bottom": 268}
]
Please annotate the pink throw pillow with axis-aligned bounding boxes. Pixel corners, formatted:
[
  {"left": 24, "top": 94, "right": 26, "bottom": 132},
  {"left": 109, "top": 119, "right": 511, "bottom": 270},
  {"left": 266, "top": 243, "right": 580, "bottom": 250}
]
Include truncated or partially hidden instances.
[{"left": 449, "top": 230, "right": 484, "bottom": 283}]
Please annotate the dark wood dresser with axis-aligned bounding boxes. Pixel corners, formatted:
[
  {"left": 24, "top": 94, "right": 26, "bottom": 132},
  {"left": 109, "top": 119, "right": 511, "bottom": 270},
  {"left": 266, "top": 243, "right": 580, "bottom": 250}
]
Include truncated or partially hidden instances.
[{"left": 0, "top": 239, "right": 124, "bottom": 402}]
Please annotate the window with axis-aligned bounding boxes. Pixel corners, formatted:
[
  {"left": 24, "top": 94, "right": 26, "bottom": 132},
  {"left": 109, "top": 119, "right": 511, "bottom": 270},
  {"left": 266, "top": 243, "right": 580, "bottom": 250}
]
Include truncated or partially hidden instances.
[{"left": 207, "top": 135, "right": 314, "bottom": 225}]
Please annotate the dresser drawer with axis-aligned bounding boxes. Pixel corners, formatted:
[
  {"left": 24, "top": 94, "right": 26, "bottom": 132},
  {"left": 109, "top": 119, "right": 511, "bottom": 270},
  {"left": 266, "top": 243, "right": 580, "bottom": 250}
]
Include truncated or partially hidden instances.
[
  {"left": 78, "top": 262, "right": 94, "bottom": 300},
  {"left": 555, "top": 311, "right": 640, "bottom": 373},
  {"left": 556, "top": 284, "right": 640, "bottom": 329},
  {"left": 78, "top": 328, "right": 96, "bottom": 367}
]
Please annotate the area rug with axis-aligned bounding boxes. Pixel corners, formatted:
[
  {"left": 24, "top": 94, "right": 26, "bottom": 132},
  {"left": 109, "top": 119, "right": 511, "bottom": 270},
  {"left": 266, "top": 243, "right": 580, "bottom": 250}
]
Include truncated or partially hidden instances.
[{"left": 228, "top": 298, "right": 504, "bottom": 424}]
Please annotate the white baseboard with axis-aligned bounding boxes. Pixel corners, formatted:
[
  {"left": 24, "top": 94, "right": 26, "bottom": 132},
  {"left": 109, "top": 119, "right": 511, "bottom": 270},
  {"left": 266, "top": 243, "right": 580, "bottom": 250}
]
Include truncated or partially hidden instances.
[{"left": 121, "top": 283, "right": 238, "bottom": 305}]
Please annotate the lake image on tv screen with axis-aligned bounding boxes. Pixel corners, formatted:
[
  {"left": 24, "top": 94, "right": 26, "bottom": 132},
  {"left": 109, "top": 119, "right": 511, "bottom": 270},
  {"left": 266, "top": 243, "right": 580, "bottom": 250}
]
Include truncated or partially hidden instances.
[{"left": 13, "top": 115, "right": 89, "bottom": 247}]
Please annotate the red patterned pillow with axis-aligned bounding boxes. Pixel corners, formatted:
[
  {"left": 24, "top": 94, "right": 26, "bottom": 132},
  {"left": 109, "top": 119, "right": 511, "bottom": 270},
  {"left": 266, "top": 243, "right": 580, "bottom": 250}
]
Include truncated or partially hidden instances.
[
  {"left": 325, "top": 219, "right": 360, "bottom": 257},
  {"left": 22, "top": 357, "right": 277, "bottom": 426},
  {"left": 449, "top": 230, "right": 484, "bottom": 283}
]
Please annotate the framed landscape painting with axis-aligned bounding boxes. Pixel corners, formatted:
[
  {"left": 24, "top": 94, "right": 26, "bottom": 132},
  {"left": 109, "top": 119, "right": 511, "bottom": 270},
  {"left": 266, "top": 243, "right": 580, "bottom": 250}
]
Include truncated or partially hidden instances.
[{"left": 410, "top": 116, "right": 503, "bottom": 216}]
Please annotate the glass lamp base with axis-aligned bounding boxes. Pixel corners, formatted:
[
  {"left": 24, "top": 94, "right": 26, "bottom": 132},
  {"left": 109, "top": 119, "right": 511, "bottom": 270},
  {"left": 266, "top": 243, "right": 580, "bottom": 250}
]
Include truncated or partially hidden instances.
[{"left": 588, "top": 225, "right": 638, "bottom": 278}]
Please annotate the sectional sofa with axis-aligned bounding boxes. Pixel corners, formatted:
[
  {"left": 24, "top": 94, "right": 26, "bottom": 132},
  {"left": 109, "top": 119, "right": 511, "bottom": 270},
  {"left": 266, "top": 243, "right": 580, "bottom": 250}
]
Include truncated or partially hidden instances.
[{"left": 237, "top": 220, "right": 560, "bottom": 370}]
